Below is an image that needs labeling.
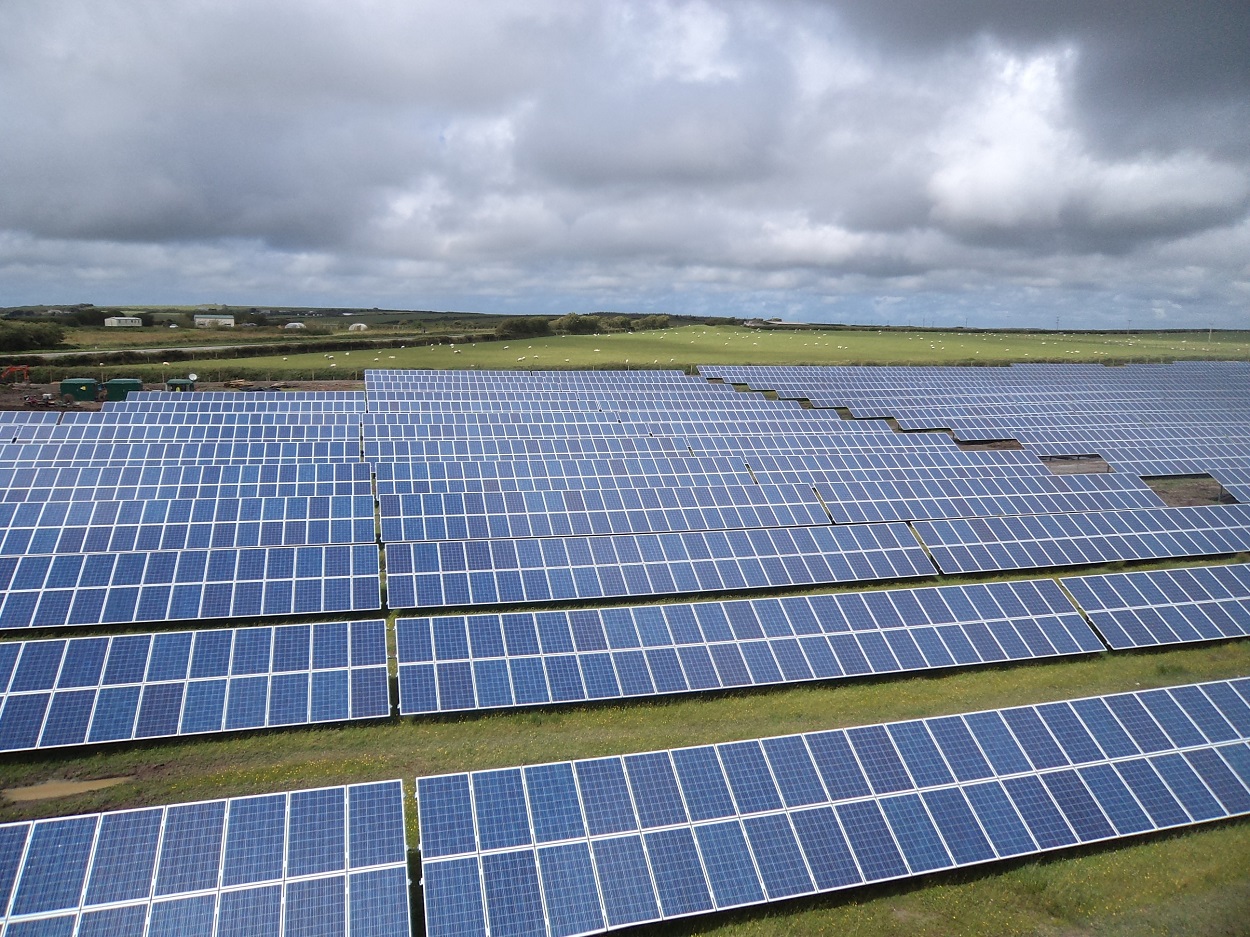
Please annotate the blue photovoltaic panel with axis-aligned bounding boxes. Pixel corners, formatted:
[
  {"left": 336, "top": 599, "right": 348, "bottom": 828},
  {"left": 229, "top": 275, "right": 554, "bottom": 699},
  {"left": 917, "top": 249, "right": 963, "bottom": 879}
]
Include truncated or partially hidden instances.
[
  {"left": 378, "top": 483, "right": 831, "bottom": 541},
  {"left": 0, "top": 441, "right": 362, "bottom": 466},
  {"left": 396, "top": 579, "right": 1101, "bottom": 713},
  {"left": 0, "top": 780, "right": 408, "bottom": 935},
  {"left": 0, "top": 462, "right": 373, "bottom": 502},
  {"left": 0, "top": 544, "right": 381, "bottom": 628},
  {"left": 0, "top": 495, "right": 376, "bottom": 554},
  {"left": 695, "top": 363, "right": 1250, "bottom": 481},
  {"left": 418, "top": 677, "right": 1250, "bottom": 937},
  {"left": 0, "top": 620, "right": 390, "bottom": 752},
  {"left": 914, "top": 505, "right": 1250, "bottom": 575},
  {"left": 1061, "top": 563, "right": 1250, "bottom": 650},
  {"left": 385, "top": 524, "right": 935, "bottom": 611}
]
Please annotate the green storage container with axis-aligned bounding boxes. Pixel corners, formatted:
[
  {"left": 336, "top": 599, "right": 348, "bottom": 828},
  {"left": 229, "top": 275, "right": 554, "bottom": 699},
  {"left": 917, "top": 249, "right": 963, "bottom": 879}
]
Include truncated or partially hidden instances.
[
  {"left": 104, "top": 378, "right": 144, "bottom": 401},
  {"left": 165, "top": 378, "right": 197, "bottom": 392},
  {"left": 60, "top": 378, "right": 100, "bottom": 401}
]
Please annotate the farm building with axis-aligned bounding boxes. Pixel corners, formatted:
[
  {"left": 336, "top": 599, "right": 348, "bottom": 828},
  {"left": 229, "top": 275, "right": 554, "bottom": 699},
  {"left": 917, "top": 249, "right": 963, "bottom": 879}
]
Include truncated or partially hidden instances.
[
  {"left": 283, "top": 321, "right": 307, "bottom": 329},
  {"left": 348, "top": 322, "right": 368, "bottom": 331},
  {"left": 193, "top": 314, "right": 235, "bottom": 328}
]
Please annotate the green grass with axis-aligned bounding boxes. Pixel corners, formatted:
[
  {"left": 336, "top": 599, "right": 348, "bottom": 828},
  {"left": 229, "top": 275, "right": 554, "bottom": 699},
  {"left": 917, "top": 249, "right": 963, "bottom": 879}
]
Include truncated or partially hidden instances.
[{"left": 42, "top": 325, "right": 1250, "bottom": 382}]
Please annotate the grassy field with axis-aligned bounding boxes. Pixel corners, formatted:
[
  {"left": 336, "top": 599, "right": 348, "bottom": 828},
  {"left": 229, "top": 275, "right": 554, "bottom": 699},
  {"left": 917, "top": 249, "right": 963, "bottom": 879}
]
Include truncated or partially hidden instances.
[
  {"left": 73, "top": 325, "right": 1250, "bottom": 382},
  {"left": 3, "top": 333, "right": 1250, "bottom": 936}
]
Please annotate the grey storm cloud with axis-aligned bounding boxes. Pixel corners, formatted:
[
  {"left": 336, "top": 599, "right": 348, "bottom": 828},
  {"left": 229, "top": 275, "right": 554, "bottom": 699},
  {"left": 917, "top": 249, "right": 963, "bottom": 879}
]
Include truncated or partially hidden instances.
[{"left": 0, "top": 0, "right": 1246, "bottom": 327}]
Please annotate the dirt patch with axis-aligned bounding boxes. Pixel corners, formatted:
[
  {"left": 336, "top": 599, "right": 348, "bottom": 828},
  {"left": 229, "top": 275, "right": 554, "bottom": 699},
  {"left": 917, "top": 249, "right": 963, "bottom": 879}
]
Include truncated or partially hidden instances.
[
  {"left": 956, "top": 438, "right": 1026, "bottom": 451},
  {"left": 1042, "top": 456, "right": 1113, "bottom": 474},
  {"left": 4, "top": 776, "right": 133, "bottom": 801},
  {"left": 0, "top": 379, "right": 366, "bottom": 411},
  {"left": 1143, "top": 475, "right": 1238, "bottom": 507}
]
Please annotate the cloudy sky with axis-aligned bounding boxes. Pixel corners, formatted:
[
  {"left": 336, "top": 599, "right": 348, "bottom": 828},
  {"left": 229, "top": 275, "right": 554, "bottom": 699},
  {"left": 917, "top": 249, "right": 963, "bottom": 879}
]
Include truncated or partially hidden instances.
[{"left": 2, "top": 1, "right": 1247, "bottom": 327}]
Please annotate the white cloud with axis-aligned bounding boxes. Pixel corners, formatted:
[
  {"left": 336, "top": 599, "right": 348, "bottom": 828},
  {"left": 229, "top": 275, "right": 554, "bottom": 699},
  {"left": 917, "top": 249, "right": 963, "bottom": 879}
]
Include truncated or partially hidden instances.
[
  {"left": 0, "top": 1, "right": 1247, "bottom": 327},
  {"left": 928, "top": 47, "right": 1248, "bottom": 237}
]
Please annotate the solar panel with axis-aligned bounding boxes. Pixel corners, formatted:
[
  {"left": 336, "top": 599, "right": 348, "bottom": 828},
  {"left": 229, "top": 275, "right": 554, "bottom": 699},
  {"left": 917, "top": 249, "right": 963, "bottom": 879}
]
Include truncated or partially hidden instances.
[
  {"left": 0, "top": 494, "right": 377, "bottom": 554},
  {"left": 385, "top": 525, "right": 936, "bottom": 611},
  {"left": 379, "top": 484, "right": 831, "bottom": 542},
  {"left": 914, "top": 505, "right": 1250, "bottom": 574},
  {"left": 0, "top": 544, "right": 382, "bottom": 629},
  {"left": 395, "top": 579, "right": 1102, "bottom": 713},
  {"left": 417, "top": 677, "right": 1250, "bottom": 937},
  {"left": 1061, "top": 563, "right": 1250, "bottom": 649},
  {"left": 0, "top": 779, "right": 408, "bottom": 935},
  {"left": 0, "top": 620, "right": 389, "bottom": 751},
  {"left": 698, "top": 362, "right": 1250, "bottom": 482},
  {"left": 0, "top": 462, "right": 373, "bottom": 502}
]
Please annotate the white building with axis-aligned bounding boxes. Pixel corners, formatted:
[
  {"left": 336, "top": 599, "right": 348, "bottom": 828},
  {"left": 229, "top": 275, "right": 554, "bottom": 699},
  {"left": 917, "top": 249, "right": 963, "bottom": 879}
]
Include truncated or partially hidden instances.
[
  {"left": 283, "top": 321, "right": 307, "bottom": 330},
  {"left": 194, "top": 314, "right": 235, "bottom": 328},
  {"left": 348, "top": 322, "right": 369, "bottom": 331},
  {"left": 104, "top": 316, "right": 142, "bottom": 327}
]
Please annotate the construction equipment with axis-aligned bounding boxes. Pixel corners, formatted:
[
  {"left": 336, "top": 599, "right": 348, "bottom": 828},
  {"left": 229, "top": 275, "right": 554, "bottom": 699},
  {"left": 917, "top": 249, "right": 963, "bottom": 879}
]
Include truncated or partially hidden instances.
[{"left": 1, "top": 365, "right": 31, "bottom": 383}]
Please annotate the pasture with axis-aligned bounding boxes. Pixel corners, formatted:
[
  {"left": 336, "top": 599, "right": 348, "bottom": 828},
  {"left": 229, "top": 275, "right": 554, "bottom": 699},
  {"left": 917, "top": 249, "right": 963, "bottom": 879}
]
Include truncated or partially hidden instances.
[{"left": 46, "top": 325, "right": 1250, "bottom": 383}]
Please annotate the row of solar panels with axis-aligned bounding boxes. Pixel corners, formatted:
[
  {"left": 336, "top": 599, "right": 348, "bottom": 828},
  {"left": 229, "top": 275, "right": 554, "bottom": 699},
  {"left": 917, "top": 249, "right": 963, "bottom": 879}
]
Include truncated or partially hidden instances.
[
  {"left": 915, "top": 504, "right": 1250, "bottom": 574},
  {"left": 0, "top": 544, "right": 382, "bottom": 629},
  {"left": 0, "top": 442, "right": 362, "bottom": 465},
  {"left": 0, "top": 780, "right": 409, "bottom": 935},
  {"left": 417, "top": 677, "right": 1250, "bottom": 937},
  {"left": 384, "top": 525, "right": 934, "bottom": 610},
  {"left": 394, "top": 579, "right": 1099, "bottom": 715},
  {"left": 0, "top": 624, "right": 391, "bottom": 751},
  {"left": 1, "top": 564, "right": 1243, "bottom": 748},
  {"left": 697, "top": 363, "right": 1250, "bottom": 480},
  {"left": 1, "top": 508, "right": 1248, "bottom": 629},
  {"left": 379, "top": 485, "right": 831, "bottom": 542}
]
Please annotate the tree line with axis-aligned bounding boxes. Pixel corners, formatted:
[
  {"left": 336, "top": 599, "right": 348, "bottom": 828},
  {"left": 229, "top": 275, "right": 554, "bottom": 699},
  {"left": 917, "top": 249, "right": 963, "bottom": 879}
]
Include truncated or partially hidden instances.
[{"left": 495, "top": 313, "right": 669, "bottom": 339}]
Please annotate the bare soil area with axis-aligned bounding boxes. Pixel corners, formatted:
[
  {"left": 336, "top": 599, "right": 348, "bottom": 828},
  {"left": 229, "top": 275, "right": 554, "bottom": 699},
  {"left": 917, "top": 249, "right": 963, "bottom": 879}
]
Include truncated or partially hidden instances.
[
  {"left": 0, "top": 379, "right": 365, "bottom": 411},
  {"left": 4, "top": 777, "right": 132, "bottom": 802},
  {"left": 1143, "top": 475, "right": 1239, "bottom": 507},
  {"left": 1042, "top": 455, "right": 1114, "bottom": 474}
]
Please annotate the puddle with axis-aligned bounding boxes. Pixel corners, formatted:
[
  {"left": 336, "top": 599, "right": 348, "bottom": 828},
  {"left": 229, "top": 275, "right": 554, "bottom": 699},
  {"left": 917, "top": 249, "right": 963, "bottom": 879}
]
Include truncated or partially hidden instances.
[{"left": 4, "top": 777, "right": 133, "bottom": 801}]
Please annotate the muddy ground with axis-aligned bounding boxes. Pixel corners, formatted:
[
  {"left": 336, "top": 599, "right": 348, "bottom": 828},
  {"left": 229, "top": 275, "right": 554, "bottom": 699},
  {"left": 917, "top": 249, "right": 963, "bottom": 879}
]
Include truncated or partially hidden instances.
[{"left": 0, "top": 379, "right": 364, "bottom": 411}]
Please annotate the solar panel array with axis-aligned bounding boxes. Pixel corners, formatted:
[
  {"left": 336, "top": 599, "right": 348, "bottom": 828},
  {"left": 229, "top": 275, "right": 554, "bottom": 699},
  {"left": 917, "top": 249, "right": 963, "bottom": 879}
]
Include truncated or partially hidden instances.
[
  {"left": 0, "top": 620, "right": 390, "bottom": 752},
  {"left": 385, "top": 524, "right": 934, "bottom": 611},
  {"left": 0, "top": 780, "right": 410, "bottom": 935},
  {"left": 379, "top": 484, "right": 830, "bottom": 542},
  {"left": 1061, "top": 563, "right": 1250, "bottom": 650},
  {"left": 375, "top": 456, "right": 757, "bottom": 494},
  {"left": 395, "top": 579, "right": 1100, "bottom": 713},
  {"left": 0, "top": 494, "right": 377, "bottom": 554},
  {"left": 0, "top": 462, "right": 373, "bottom": 502},
  {"left": 914, "top": 504, "right": 1250, "bottom": 575},
  {"left": 417, "top": 678, "right": 1250, "bottom": 937},
  {"left": 0, "top": 544, "right": 382, "bottom": 629},
  {"left": 4, "top": 363, "right": 1250, "bottom": 935},
  {"left": 698, "top": 361, "right": 1250, "bottom": 479}
]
